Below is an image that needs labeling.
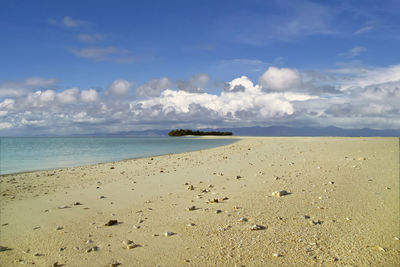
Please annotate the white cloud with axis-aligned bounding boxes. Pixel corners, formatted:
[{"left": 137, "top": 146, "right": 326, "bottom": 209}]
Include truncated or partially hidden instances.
[
  {"left": 259, "top": 67, "right": 302, "bottom": 91},
  {"left": 56, "top": 88, "right": 79, "bottom": 104},
  {"left": 107, "top": 80, "right": 133, "bottom": 97},
  {"left": 136, "top": 77, "right": 172, "bottom": 97},
  {"left": 80, "top": 89, "right": 99, "bottom": 102},
  {"left": 354, "top": 26, "right": 373, "bottom": 35},
  {"left": 1, "top": 65, "right": 400, "bottom": 135},
  {"left": 338, "top": 46, "right": 367, "bottom": 58},
  {"left": 0, "top": 77, "right": 56, "bottom": 97},
  {"left": 48, "top": 16, "right": 87, "bottom": 28},
  {"left": 70, "top": 46, "right": 134, "bottom": 63},
  {"left": 176, "top": 73, "right": 210, "bottom": 93},
  {"left": 77, "top": 33, "right": 103, "bottom": 43}
]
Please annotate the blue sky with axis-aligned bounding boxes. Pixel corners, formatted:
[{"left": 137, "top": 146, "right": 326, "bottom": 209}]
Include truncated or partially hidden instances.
[{"left": 1, "top": 0, "right": 400, "bottom": 135}]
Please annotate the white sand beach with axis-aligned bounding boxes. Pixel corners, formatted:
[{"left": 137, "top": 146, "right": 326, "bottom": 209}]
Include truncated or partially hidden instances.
[{"left": 0, "top": 137, "right": 399, "bottom": 266}]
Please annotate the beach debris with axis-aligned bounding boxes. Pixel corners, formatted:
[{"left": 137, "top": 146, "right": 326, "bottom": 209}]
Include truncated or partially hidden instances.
[
  {"left": 110, "top": 262, "right": 121, "bottom": 267},
  {"left": 86, "top": 239, "right": 93, "bottom": 244},
  {"left": 57, "top": 205, "right": 71, "bottom": 209},
  {"left": 377, "top": 246, "right": 386, "bottom": 252},
  {"left": 187, "top": 223, "right": 195, "bottom": 227},
  {"left": 33, "top": 226, "right": 41, "bottom": 230},
  {"left": 164, "top": 232, "right": 175, "bottom": 237},
  {"left": 394, "top": 237, "right": 399, "bottom": 241},
  {"left": 123, "top": 240, "right": 139, "bottom": 249},
  {"left": 239, "top": 217, "right": 248, "bottom": 222},
  {"left": 33, "top": 252, "right": 42, "bottom": 256},
  {"left": 272, "top": 253, "right": 282, "bottom": 257},
  {"left": 345, "top": 217, "right": 351, "bottom": 221},
  {"left": 105, "top": 220, "right": 118, "bottom": 226},
  {"left": 303, "top": 215, "right": 311, "bottom": 219},
  {"left": 272, "top": 190, "right": 289, "bottom": 197},
  {"left": 208, "top": 198, "right": 219, "bottom": 203},
  {"left": 0, "top": 246, "right": 12, "bottom": 252},
  {"left": 86, "top": 246, "right": 99, "bottom": 253},
  {"left": 250, "top": 224, "right": 266, "bottom": 231},
  {"left": 215, "top": 209, "right": 222, "bottom": 214},
  {"left": 55, "top": 226, "right": 63, "bottom": 230},
  {"left": 329, "top": 181, "right": 334, "bottom": 185},
  {"left": 201, "top": 188, "right": 210, "bottom": 193},
  {"left": 310, "top": 220, "right": 323, "bottom": 225},
  {"left": 52, "top": 262, "right": 62, "bottom": 267},
  {"left": 73, "top": 202, "right": 82, "bottom": 206},
  {"left": 358, "top": 157, "right": 366, "bottom": 161},
  {"left": 187, "top": 185, "right": 194, "bottom": 191},
  {"left": 186, "top": 206, "right": 197, "bottom": 211}
]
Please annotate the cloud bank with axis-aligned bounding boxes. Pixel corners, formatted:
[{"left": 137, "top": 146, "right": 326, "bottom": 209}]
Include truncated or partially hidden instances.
[{"left": 1, "top": 65, "right": 399, "bottom": 134}]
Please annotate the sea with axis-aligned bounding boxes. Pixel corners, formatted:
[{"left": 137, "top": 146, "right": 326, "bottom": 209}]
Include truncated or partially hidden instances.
[{"left": 0, "top": 136, "right": 237, "bottom": 175}]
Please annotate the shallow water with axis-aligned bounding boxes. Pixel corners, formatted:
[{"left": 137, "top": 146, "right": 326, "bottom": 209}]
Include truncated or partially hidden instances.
[{"left": 0, "top": 136, "right": 237, "bottom": 174}]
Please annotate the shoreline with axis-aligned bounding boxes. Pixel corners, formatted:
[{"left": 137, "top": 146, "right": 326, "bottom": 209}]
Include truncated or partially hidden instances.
[
  {"left": 0, "top": 136, "right": 240, "bottom": 176},
  {"left": 0, "top": 137, "right": 399, "bottom": 266}
]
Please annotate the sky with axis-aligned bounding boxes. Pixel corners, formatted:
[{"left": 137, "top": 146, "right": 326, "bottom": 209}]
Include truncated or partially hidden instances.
[{"left": 0, "top": 0, "right": 400, "bottom": 135}]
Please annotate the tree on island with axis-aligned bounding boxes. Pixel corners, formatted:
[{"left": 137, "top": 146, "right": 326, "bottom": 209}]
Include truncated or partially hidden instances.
[{"left": 168, "top": 129, "right": 233, "bottom": 136}]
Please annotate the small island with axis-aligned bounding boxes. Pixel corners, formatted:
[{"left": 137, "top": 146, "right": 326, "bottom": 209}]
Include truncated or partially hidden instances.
[{"left": 168, "top": 129, "right": 233, "bottom": 136}]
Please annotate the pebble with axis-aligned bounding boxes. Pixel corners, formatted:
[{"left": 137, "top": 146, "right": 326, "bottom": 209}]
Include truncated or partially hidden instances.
[
  {"left": 73, "top": 202, "right": 82, "bottom": 206},
  {"left": 55, "top": 226, "right": 63, "bottom": 230},
  {"left": 105, "top": 220, "right": 118, "bottom": 226},
  {"left": 310, "top": 220, "right": 322, "bottom": 225},
  {"left": 239, "top": 217, "right": 248, "bottom": 222},
  {"left": 329, "top": 181, "right": 334, "bottom": 185},
  {"left": 57, "top": 205, "right": 71, "bottom": 209},
  {"left": 187, "top": 223, "right": 195, "bottom": 227},
  {"left": 110, "top": 262, "right": 121, "bottom": 267},
  {"left": 123, "top": 240, "right": 139, "bottom": 249},
  {"left": 208, "top": 198, "right": 219, "bottom": 203},
  {"left": 249, "top": 224, "right": 266, "bottom": 230},
  {"left": 86, "top": 239, "right": 93, "bottom": 244},
  {"left": 215, "top": 210, "right": 222, "bottom": 214},
  {"left": 165, "top": 232, "right": 175, "bottom": 236},
  {"left": 99, "top": 196, "right": 105, "bottom": 199},
  {"left": 236, "top": 175, "right": 242, "bottom": 179},
  {"left": 187, "top": 185, "right": 194, "bottom": 191},
  {"left": 187, "top": 206, "right": 197, "bottom": 211},
  {"left": 272, "top": 253, "right": 282, "bottom": 257},
  {"left": 272, "top": 190, "right": 289, "bottom": 197},
  {"left": 0, "top": 246, "right": 11, "bottom": 252}
]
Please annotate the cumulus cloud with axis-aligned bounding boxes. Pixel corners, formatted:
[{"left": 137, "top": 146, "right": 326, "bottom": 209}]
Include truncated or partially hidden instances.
[
  {"left": 0, "top": 77, "right": 57, "bottom": 98},
  {"left": 176, "top": 73, "right": 210, "bottom": 93},
  {"left": 1, "top": 64, "right": 400, "bottom": 135},
  {"left": 259, "top": 67, "right": 302, "bottom": 91},
  {"left": 107, "top": 80, "right": 133, "bottom": 97},
  {"left": 80, "top": 89, "right": 99, "bottom": 102},
  {"left": 136, "top": 77, "right": 172, "bottom": 97}
]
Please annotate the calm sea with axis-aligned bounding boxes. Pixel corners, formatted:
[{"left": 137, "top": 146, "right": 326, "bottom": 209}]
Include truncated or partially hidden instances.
[{"left": 0, "top": 136, "right": 237, "bottom": 175}]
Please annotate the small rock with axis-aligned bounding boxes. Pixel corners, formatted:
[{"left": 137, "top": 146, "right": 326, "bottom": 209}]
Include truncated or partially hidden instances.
[
  {"left": 208, "top": 198, "right": 219, "bottom": 203},
  {"left": 310, "top": 220, "right": 322, "bottom": 225},
  {"left": 329, "top": 181, "right": 334, "bottom": 185},
  {"left": 123, "top": 240, "right": 139, "bottom": 249},
  {"left": 57, "top": 205, "right": 71, "bottom": 209},
  {"left": 105, "top": 220, "right": 118, "bottom": 226},
  {"left": 86, "top": 239, "right": 93, "bottom": 244},
  {"left": 73, "top": 246, "right": 79, "bottom": 250},
  {"left": 99, "top": 196, "right": 105, "bottom": 199},
  {"left": 358, "top": 157, "right": 366, "bottom": 161},
  {"left": 55, "top": 226, "right": 63, "bottom": 230},
  {"left": 165, "top": 232, "right": 175, "bottom": 237},
  {"left": 52, "top": 262, "right": 61, "bottom": 267},
  {"left": 272, "top": 253, "right": 282, "bottom": 257},
  {"left": 236, "top": 175, "right": 242, "bottom": 179},
  {"left": 187, "top": 206, "right": 197, "bottom": 211},
  {"left": 110, "top": 166, "right": 115, "bottom": 169},
  {"left": 239, "top": 217, "right": 248, "bottom": 222},
  {"left": 0, "top": 246, "right": 12, "bottom": 252},
  {"left": 215, "top": 210, "right": 222, "bottom": 214},
  {"left": 249, "top": 224, "right": 266, "bottom": 231},
  {"left": 272, "top": 190, "right": 289, "bottom": 197},
  {"left": 33, "top": 252, "right": 41, "bottom": 256},
  {"left": 110, "top": 262, "right": 121, "bottom": 267},
  {"left": 73, "top": 202, "right": 82, "bottom": 206},
  {"left": 187, "top": 223, "right": 195, "bottom": 227},
  {"left": 187, "top": 185, "right": 194, "bottom": 191}
]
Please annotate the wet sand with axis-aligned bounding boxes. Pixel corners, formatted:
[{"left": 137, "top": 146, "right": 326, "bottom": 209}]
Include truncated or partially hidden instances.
[{"left": 0, "top": 137, "right": 399, "bottom": 266}]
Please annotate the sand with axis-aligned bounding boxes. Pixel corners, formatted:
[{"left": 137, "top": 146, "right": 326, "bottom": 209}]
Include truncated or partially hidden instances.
[{"left": 0, "top": 137, "right": 399, "bottom": 266}]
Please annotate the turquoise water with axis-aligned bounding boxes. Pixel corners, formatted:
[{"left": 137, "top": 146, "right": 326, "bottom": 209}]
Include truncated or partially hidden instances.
[{"left": 0, "top": 136, "right": 237, "bottom": 175}]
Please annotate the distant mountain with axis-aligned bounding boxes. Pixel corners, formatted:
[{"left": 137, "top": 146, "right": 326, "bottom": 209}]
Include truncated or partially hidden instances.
[{"left": 84, "top": 126, "right": 400, "bottom": 137}]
